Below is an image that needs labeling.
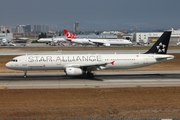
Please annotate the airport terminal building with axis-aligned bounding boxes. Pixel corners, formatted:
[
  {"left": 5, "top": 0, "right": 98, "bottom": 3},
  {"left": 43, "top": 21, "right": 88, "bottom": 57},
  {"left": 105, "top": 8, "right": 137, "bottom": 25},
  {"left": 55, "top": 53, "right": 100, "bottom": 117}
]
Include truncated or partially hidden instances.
[
  {"left": 133, "top": 29, "right": 180, "bottom": 44},
  {"left": 0, "top": 33, "right": 13, "bottom": 40}
]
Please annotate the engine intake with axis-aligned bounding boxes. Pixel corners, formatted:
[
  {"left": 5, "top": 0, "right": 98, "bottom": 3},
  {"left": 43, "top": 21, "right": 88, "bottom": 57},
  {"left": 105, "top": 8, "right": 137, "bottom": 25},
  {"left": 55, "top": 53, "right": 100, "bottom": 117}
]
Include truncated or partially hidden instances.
[{"left": 65, "top": 67, "right": 83, "bottom": 76}]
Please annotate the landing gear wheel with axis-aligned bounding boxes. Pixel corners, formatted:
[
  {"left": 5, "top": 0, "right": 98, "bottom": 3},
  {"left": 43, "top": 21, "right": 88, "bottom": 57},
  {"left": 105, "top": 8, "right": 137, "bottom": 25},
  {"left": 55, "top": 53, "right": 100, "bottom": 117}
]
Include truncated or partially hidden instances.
[
  {"left": 24, "top": 71, "right": 27, "bottom": 78},
  {"left": 87, "top": 72, "right": 94, "bottom": 78}
]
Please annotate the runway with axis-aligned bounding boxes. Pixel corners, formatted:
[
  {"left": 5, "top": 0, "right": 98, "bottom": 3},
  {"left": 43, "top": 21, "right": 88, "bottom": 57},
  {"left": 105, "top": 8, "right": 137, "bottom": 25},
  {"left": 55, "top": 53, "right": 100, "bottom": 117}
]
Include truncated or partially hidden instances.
[
  {"left": 1, "top": 49, "right": 180, "bottom": 56},
  {"left": 0, "top": 71, "right": 180, "bottom": 89},
  {"left": 1, "top": 43, "right": 180, "bottom": 55}
]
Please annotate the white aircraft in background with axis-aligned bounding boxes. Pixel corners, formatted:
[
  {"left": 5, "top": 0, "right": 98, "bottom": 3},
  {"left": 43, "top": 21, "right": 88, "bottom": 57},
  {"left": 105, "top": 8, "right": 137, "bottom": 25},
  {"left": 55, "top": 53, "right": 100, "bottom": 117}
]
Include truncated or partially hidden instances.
[
  {"left": 38, "top": 37, "right": 66, "bottom": 46},
  {"left": 64, "top": 29, "right": 132, "bottom": 47},
  {"left": 0, "top": 33, "right": 16, "bottom": 46},
  {"left": 13, "top": 37, "right": 35, "bottom": 46},
  {"left": 6, "top": 31, "right": 174, "bottom": 78}
]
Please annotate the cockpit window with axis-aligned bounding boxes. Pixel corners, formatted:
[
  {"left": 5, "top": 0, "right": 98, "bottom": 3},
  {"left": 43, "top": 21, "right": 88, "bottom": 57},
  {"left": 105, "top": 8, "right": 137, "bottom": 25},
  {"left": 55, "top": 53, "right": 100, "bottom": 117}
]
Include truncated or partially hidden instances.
[{"left": 10, "top": 59, "right": 18, "bottom": 62}]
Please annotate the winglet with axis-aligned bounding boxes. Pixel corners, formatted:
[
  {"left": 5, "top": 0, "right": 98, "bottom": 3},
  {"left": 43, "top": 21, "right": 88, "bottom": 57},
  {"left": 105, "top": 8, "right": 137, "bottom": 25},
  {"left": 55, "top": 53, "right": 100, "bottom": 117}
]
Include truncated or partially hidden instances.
[{"left": 145, "top": 31, "right": 171, "bottom": 54}]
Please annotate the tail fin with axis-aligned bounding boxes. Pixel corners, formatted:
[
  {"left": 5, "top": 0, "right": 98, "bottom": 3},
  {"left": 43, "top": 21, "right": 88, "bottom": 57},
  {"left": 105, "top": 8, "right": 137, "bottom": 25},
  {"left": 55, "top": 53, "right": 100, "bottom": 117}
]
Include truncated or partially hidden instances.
[
  {"left": 145, "top": 31, "right": 171, "bottom": 54},
  {"left": 64, "top": 29, "right": 75, "bottom": 39}
]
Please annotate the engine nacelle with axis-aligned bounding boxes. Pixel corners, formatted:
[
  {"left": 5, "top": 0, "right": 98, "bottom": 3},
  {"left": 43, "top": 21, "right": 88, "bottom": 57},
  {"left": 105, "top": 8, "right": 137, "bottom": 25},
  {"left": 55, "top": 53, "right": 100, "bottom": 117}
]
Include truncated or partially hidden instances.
[
  {"left": 65, "top": 67, "right": 83, "bottom": 76},
  {"left": 103, "top": 43, "right": 110, "bottom": 46},
  {"left": 2, "top": 38, "right": 7, "bottom": 43}
]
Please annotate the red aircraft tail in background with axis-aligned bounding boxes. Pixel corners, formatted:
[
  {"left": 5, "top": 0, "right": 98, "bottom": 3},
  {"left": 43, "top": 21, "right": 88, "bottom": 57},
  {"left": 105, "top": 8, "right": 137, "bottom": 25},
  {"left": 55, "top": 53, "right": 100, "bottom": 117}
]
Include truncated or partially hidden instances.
[{"left": 64, "top": 29, "right": 75, "bottom": 39}]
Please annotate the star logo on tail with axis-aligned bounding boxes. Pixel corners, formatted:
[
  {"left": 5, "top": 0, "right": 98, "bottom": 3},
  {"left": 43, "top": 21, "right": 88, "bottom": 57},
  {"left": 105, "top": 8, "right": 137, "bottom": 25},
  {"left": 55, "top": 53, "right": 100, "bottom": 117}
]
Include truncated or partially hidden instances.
[{"left": 156, "top": 42, "right": 166, "bottom": 53}]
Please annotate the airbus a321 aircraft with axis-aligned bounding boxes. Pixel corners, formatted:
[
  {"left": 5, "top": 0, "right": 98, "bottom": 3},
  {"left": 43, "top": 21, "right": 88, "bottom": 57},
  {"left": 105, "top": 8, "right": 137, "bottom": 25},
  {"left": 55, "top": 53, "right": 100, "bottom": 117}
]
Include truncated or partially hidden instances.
[
  {"left": 64, "top": 29, "right": 132, "bottom": 47},
  {"left": 6, "top": 31, "right": 174, "bottom": 78}
]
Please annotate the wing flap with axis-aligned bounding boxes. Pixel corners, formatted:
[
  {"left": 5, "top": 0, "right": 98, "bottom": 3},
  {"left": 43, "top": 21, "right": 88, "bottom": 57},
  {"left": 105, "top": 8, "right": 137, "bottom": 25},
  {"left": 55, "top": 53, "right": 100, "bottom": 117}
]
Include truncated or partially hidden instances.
[{"left": 88, "top": 40, "right": 106, "bottom": 46}]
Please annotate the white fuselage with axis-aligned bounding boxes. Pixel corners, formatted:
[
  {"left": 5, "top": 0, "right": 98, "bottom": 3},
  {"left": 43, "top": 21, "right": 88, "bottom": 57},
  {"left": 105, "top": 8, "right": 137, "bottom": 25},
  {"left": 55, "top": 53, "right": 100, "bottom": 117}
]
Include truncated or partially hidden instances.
[
  {"left": 69, "top": 38, "right": 132, "bottom": 46},
  {"left": 6, "top": 54, "right": 174, "bottom": 71},
  {"left": 38, "top": 38, "right": 66, "bottom": 43},
  {"left": 90, "top": 39, "right": 132, "bottom": 45}
]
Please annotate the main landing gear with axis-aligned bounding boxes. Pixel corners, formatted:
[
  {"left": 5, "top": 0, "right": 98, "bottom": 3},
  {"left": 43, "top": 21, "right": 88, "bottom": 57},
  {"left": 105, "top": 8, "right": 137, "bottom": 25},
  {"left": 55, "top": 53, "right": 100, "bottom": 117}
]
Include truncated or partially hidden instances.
[
  {"left": 82, "top": 68, "right": 94, "bottom": 78},
  {"left": 24, "top": 71, "right": 27, "bottom": 78},
  {"left": 86, "top": 71, "right": 94, "bottom": 78}
]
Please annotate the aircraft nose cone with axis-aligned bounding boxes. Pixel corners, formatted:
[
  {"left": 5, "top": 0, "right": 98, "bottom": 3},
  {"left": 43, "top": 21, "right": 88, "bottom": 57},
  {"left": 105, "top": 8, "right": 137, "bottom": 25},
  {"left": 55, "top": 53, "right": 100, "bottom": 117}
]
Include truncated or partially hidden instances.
[{"left": 5, "top": 62, "right": 11, "bottom": 69}]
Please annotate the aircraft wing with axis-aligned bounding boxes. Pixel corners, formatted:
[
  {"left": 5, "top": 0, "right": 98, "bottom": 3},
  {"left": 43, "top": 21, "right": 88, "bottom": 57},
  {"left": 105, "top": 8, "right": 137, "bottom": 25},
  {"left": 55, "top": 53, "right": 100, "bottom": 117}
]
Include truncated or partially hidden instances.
[
  {"left": 65, "top": 38, "right": 72, "bottom": 41},
  {"left": 88, "top": 39, "right": 110, "bottom": 46},
  {"left": 64, "top": 61, "right": 114, "bottom": 71},
  {"left": 17, "top": 37, "right": 30, "bottom": 40},
  {"left": 26, "top": 39, "right": 33, "bottom": 43}
]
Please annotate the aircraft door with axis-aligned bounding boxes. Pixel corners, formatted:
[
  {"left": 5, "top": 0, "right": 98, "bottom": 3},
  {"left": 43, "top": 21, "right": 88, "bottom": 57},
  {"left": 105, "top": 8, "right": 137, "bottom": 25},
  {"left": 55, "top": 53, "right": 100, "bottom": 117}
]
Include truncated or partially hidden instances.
[
  {"left": 21, "top": 55, "right": 27, "bottom": 67},
  {"left": 97, "top": 55, "right": 102, "bottom": 62}
]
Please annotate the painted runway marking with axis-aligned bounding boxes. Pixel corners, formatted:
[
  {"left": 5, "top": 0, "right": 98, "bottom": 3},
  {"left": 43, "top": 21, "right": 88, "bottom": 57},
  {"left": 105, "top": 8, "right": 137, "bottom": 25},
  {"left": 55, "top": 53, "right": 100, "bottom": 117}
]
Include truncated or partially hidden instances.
[{"left": 103, "top": 79, "right": 180, "bottom": 82}]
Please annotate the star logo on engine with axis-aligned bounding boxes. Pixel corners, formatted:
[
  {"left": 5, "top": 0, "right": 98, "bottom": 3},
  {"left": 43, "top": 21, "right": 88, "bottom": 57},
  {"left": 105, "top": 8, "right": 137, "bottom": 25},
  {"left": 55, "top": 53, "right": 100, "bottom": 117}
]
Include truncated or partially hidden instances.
[{"left": 156, "top": 42, "right": 166, "bottom": 53}]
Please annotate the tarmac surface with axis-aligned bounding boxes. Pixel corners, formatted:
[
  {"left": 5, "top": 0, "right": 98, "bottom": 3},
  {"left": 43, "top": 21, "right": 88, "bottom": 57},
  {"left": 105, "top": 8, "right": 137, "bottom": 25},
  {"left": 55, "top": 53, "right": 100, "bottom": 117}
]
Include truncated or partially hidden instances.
[
  {"left": 0, "top": 49, "right": 180, "bottom": 55},
  {"left": 1, "top": 70, "right": 180, "bottom": 89},
  {"left": 0, "top": 43, "right": 180, "bottom": 55}
]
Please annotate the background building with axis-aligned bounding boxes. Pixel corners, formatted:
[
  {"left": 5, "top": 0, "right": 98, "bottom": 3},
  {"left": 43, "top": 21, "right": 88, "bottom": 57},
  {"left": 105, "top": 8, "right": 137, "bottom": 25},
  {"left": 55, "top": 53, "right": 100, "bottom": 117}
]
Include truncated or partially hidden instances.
[
  {"left": 11, "top": 25, "right": 32, "bottom": 35},
  {"left": 0, "top": 26, "right": 7, "bottom": 32},
  {"left": 0, "top": 33, "right": 13, "bottom": 40},
  {"left": 33, "top": 25, "right": 49, "bottom": 34},
  {"left": 133, "top": 29, "right": 180, "bottom": 45},
  {"left": 74, "top": 21, "right": 79, "bottom": 33}
]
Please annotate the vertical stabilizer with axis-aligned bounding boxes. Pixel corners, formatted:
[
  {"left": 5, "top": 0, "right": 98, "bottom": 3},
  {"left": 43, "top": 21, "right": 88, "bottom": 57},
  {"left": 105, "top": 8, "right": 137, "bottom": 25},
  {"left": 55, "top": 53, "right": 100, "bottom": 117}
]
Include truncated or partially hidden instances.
[
  {"left": 145, "top": 31, "right": 171, "bottom": 54},
  {"left": 64, "top": 29, "right": 75, "bottom": 39}
]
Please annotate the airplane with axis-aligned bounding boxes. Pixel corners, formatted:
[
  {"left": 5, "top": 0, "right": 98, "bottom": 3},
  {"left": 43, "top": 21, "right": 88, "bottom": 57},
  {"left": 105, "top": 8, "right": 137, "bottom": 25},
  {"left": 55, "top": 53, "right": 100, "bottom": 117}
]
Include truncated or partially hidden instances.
[
  {"left": 38, "top": 37, "right": 67, "bottom": 46},
  {"left": 64, "top": 29, "right": 132, "bottom": 47},
  {"left": 13, "top": 37, "right": 35, "bottom": 46},
  {"left": 5, "top": 31, "right": 174, "bottom": 78},
  {"left": 0, "top": 33, "right": 16, "bottom": 46}
]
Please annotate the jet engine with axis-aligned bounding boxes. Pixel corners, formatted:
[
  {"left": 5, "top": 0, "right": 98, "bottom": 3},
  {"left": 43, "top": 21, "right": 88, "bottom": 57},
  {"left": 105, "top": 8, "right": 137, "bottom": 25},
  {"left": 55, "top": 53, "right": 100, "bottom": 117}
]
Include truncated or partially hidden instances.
[
  {"left": 2, "top": 38, "right": 7, "bottom": 43},
  {"left": 103, "top": 43, "right": 110, "bottom": 46},
  {"left": 65, "top": 67, "right": 83, "bottom": 76}
]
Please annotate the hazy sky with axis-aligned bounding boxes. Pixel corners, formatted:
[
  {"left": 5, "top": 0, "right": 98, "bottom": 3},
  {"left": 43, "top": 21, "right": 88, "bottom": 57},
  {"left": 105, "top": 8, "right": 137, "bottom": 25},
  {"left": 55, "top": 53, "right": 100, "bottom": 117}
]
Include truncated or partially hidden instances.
[{"left": 0, "top": 0, "right": 180, "bottom": 31}]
